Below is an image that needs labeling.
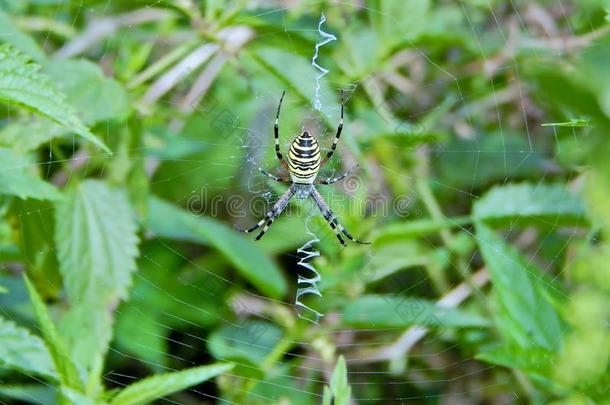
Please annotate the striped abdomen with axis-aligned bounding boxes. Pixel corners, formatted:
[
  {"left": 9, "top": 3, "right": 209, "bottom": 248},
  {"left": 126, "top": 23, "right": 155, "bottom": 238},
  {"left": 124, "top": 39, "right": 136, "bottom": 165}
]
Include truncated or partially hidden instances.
[{"left": 288, "top": 131, "right": 320, "bottom": 184}]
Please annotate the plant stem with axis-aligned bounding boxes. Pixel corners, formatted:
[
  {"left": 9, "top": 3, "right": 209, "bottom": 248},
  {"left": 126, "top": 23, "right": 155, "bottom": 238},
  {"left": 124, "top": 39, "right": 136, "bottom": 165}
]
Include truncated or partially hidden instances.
[
  {"left": 127, "top": 39, "right": 199, "bottom": 89},
  {"left": 414, "top": 151, "right": 490, "bottom": 307},
  {"left": 236, "top": 326, "right": 299, "bottom": 402}
]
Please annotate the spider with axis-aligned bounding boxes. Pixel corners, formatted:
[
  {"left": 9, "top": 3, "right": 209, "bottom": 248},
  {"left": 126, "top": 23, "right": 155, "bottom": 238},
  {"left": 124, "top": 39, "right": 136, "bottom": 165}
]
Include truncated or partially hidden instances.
[{"left": 236, "top": 91, "right": 369, "bottom": 246}]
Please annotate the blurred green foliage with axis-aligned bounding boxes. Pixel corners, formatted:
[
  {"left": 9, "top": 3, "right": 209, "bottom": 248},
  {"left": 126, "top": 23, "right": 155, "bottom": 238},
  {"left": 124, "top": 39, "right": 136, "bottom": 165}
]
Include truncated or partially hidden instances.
[{"left": 0, "top": 0, "right": 609, "bottom": 404}]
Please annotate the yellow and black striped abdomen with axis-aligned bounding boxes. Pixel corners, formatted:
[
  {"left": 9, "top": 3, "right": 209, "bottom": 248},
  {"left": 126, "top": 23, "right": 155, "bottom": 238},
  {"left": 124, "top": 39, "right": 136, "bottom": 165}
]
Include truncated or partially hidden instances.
[{"left": 288, "top": 131, "right": 320, "bottom": 184}]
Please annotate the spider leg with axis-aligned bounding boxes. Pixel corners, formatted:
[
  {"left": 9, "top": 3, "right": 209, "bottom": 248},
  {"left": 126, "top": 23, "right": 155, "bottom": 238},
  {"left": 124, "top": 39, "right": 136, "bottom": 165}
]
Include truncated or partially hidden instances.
[
  {"left": 274, "top": 91, "right": 289, "bottom": 170},
  {"left": 320, "top": 90, "right": 344, "bottom": 167},
  {"left": 311, "top": 188, "right": 370, "bottom": 245},
  {"left": 317, "top": 165, "right": 359, "bottom": 185},
  {"left": 235, "top": 186, "right": 295, "bottom": 240},
  {"left": 259, "top": 167, "right": 290, "bottom": 182}
]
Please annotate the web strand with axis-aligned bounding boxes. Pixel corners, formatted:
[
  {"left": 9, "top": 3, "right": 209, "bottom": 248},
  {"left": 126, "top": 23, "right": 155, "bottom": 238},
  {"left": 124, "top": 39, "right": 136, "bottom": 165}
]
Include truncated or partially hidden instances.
[
  {"left": 294, "top": 224, "right": 324, "bottom": 323},
  {"left": 311, "top": 13, "right": 336, "bottom": 111}
]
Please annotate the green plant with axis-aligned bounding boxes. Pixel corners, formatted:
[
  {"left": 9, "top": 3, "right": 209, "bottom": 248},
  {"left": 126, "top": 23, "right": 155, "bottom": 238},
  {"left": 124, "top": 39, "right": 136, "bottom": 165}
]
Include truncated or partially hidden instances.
[{"left": 0, "top": 1, "right": 608, "bottom": 404}]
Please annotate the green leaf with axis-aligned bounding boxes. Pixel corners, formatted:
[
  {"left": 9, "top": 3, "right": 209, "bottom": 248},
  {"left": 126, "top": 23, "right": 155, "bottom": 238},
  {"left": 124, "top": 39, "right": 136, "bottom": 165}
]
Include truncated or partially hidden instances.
[
  {"left": 113, "top": 249, "right": 218, "bottom": 368},
  {"left": 334, "top": 26, "right": 383, "bottom": 81},
  {"left": 0, "top": 384, "right": 57, "bottom": 405},
  {"left": 373, "top": 0, "right": 430, "bottom": 51},
  {"left": 373, "top": 216, "right": 471, "bottom": 242},
  {"left": 584, "top": 135, "right": 610, "bottom": 234},
  {"left": 114, "top": 306, "right": 168, "bottom": 369},
  {"left": 249, "top": 47, "right": 334, "bottom": 127},
  {"left": 9, "top": 199, "right": 61, "bottom": 292},
  {"left": 322, "top": 386, "right": 332, "bottom": 405},
  {"left": 473, "top": 183, "right": 587, "bottom": 227},
  {"left": 342, "top": 295, "right": 489, "bottom": 328},
  {"left": 147, "top": 196, "right": 287, "bottom": 299},
  {"left": 146, "top": 195, "right": 209, "bottom": 242},
  {"left": 0, "top": 60, "right": 128, "bottom": 152},
  {"left": 23, "top": 275, "right": 83, "bottom": 391},
  {"left": 476, "top": 344, "right": 567, "bottom": 392},
  {"left": 0, "top": 10, "right": 47, "bottom": 62},
  {"left": 59, "top": 304, "right": 113, "bottom": 377},
  {"left": 208, "top": 320, "right": 281, "bottom": 378},
  {"left": 0, "top": 148, "right": 60, "bottom": 200},
  {"left": 436, "top": 134, "right": 546, "bottom": 189},
  {"left": 55, "top": 180, "right": 139, "bottom": 370},
  {"left": 55, "top": 180, "right": 139, "bottom": 302},
  {"left": 0, "top": 117, "right": 68, "bottom": 152},
  {"left": 109, "top": 363, "right": 234, "bottom": 405},
  {"left": 0, "top": 44, "right": 110, "bottom": 153},
  {"left": 541, "top": 118, "right": 593, "bottom": 128},
  {"left": 580, "top": 32, "right": 610, "bottom": 119},
  {"left": 475, "top": 223, "right": 564, "bottom": 350},
  {"left": 0, "top": 315, "right": 57, "bottom": 379},
  {"left": 114, "top": 246, "right": 221, "bottom": 369},
  {"left": 363, "top": 239, "right": 430, "bottom": 283},
  {"left": 476, "top": 344, "right": 555, "bottom": 377},
  {"left": 142, "top": 126, "right": 207, "bottom": 160},
  {"left": 44, "top": 59, "right": 129, "bottom": 125},
  {"left": 61, "top": 387, "right": 104, "bottom": 405},
  {"left": 523, "top": 58, "right": 609, "bottom": 127},
  {"left": 0, "top": 59, "right": 129, "bottom": 152},
  {"left": 329, "top": 356, "right": 351, "bottom": 405}
]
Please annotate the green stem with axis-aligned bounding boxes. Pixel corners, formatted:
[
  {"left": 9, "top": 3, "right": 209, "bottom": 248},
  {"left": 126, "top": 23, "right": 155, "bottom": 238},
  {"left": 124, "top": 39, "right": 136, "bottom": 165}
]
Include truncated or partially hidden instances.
[
  {"left": 414, "top": 154, "right": 489, "bottom": 308},
  {"left": 127, "top": 39, "right": 199, "bottom": 89},
  {"left": 236, "top": 327, "right": 299, "bottom": 402},
  {"left": 86, "top": 354, "right": 104, "bottom": 398},
  {"left": 415, "top": 175, "right": 453, "bottom": 247},
  {"left": 17, "top": 16, "right": 76, "bottom": 39},
  {"left": 50, "top": 143, "right": 80, "bottom": 181}
]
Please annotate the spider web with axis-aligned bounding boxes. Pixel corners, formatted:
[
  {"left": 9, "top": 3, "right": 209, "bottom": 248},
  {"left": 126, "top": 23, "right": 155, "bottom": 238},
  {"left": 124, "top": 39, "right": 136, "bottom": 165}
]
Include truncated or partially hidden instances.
[{"left": 0, "top": 0, "right": 593, "bottom": 404}]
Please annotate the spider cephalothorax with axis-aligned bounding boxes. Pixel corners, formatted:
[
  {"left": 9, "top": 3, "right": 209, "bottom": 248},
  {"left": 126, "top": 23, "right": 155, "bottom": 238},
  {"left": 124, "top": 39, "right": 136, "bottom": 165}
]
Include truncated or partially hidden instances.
[{"left": 236, "top": 91, "right": 369, "bottom": 246}]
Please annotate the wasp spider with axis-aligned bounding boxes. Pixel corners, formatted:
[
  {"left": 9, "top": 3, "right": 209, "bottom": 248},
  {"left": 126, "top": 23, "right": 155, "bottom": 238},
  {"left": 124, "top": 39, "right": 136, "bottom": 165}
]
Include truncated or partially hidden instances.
[{"left": 236, "top": 91, "right": 369, "bottom": 246}]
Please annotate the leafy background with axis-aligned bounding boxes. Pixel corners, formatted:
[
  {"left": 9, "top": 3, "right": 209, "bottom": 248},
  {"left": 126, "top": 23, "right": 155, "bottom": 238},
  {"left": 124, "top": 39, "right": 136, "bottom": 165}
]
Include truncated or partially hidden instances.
[{"left": 0, "top": 0, "right": 609, "bottom": 404}]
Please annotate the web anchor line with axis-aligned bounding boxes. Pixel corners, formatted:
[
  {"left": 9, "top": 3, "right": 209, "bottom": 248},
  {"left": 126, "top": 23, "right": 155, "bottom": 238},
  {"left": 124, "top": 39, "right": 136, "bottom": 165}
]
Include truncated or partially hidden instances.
[
  {"left": 311, "top": 13, "right": 337, "bottom": 112},
  {"left": 294, "top": 232, "right": 324, "bottom": 323}
]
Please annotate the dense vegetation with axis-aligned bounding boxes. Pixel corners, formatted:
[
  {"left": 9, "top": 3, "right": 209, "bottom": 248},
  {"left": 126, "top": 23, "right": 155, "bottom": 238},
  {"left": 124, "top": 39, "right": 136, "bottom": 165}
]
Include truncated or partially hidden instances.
[{"left": 0, "top": 1, "right": 609, "bottom": 404}]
